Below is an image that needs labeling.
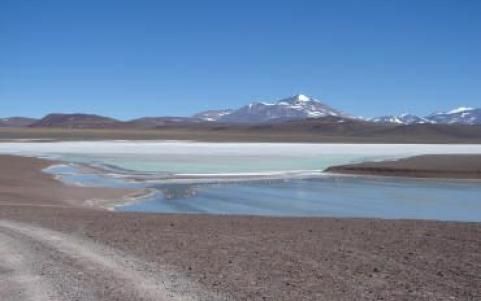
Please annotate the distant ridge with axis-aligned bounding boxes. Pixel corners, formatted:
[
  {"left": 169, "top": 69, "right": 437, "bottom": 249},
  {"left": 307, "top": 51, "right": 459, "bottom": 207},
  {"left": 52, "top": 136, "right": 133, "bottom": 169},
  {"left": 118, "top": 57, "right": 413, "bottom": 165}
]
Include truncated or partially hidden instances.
[
  {"left": 192, "top": 109, "right": 234, "bottom": 122},
  {"left": 427, "top": 108, "right": 481, "bottom": 125},
  {"left": 370, "top": 107, "right": 481, "bottom": 125},
  {"left": 30, "top": 113, "right": 122, "bottom": 129},
  {"left": 0, "top": 117, "right": 38, "bottom": 128},
  {"left": 127, "top": 116, "right": 204, "bottom": 128},
  {"left": 2, "top": 94, "right": 480, "bottom": 128}
]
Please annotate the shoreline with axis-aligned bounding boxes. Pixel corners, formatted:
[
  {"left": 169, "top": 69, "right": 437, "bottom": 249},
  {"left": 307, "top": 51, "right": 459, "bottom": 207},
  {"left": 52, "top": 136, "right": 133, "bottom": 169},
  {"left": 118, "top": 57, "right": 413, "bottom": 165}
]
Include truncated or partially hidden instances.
[
  {"left": 1, "top": 154, "right": 481, "bottom": 299},
  {"left": 9, "top": 151, "right": 481, "bottom": 212},
  {"left": 326, "top": 154, "right": 481, "bottom": 180},
  {"left": 0, "top": 155, "right": 145, "bottom": 210},
  {"left": 106, "top": 188, "right": 158, "bottom": 211}
]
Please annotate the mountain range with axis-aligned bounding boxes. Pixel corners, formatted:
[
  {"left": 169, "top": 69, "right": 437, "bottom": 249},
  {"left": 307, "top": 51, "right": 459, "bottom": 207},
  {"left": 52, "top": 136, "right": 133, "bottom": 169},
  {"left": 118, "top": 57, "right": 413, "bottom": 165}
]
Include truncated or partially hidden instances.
[
  {"left": 370, "top": 107, "right": 481, "bottom": 125},
  {"left": 0, "top": 94, "right": 479, "bottom": 128},
  {"left": 194, "top": 94, "right": 480, "bottom": 125},
  {"left": 194, "top": 94, "right": 350, "bottom": 123}
]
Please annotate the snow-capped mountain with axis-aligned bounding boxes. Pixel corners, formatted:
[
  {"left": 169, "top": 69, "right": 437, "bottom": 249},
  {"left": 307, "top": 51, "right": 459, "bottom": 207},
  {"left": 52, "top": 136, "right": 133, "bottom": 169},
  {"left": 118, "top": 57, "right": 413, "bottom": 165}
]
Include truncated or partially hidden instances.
[
  {"left": 192, "top": 109, "right": 234, "bottom": 121},
  {"left": 427, "top": 107, "right": 481, "bottom": 125},
  {"left": 370, "top": 114, "right": 430, "bottom": 125},
  {"left": 370, "top": 107, "right": 481, "bottom": 125},
  {"left": 194, "top": 94, "right": 350, "bottom": 123}
]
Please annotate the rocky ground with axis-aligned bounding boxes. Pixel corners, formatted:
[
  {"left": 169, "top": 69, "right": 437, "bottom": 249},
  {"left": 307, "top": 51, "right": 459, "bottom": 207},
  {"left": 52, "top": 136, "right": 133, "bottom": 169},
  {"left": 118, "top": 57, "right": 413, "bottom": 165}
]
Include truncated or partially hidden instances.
[{"left": 1, "top": 155, "right": 481, "bottom": 300}]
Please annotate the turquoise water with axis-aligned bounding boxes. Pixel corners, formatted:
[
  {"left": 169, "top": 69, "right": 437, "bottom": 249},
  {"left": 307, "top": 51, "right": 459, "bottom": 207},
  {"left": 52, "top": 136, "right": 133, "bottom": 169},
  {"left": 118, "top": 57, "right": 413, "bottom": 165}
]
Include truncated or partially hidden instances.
[
  {"left": 46, "top": 164, "right": 481, "bottom": 222},
  {"left": 117, "top": 177, "right": 481, "bottom": 222},
  {"left": 3, "top": 141, "right": 481, "bottom": 222},
  {"left": 6, "top": 141, "right": 481, "bottom": 174},
  {"left": 54, "top": 153, "right": 380, "bottom": 174}
]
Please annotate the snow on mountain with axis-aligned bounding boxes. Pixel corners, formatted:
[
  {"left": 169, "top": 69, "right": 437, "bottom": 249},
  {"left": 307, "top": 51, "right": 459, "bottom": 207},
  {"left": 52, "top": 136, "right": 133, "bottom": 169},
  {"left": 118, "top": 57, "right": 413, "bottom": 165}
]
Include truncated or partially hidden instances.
[
  {"left": 427, "top": 107, "right": 481, "bottom": 125},
  {"left": 370, "top": 107, "right": 481, "bottom": 125},
  {"left": 274, "top": 94, "right": 344, "bottom": 118},
  {"left": 198, "top": 94, "right": 350, "bottom": 123},
  {"left": 192, "top": 109, "right": 234, "bottom": 121},
  {"left": 127, "top": 116, "right": 203, "bottom": 128},
  {"left": 370, "top": 114, "right": 430, "bottom": 125},
  {"left": 194, "top": 96, "right": 480, "bottom": 125},
  {"left": 446, "top": 107, "right": 474, "bottom": 114}
]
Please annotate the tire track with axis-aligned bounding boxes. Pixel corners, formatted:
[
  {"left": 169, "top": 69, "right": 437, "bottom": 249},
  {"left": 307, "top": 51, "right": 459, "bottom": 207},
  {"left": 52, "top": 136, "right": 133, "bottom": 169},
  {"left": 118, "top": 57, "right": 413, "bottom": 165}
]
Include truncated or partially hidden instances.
[
  {"left": 0, "top": 220, "right": 226, "bottom": 301},
  {"left": 0, "top": 232, "right": 59, "bottom": 301}
]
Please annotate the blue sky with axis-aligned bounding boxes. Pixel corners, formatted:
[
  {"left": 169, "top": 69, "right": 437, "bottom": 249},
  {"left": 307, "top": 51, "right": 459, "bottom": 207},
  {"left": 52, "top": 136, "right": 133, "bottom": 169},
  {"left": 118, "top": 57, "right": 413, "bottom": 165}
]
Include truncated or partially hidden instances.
[{"left": 1, "top": 0, "right": 480, "bottom": 119}]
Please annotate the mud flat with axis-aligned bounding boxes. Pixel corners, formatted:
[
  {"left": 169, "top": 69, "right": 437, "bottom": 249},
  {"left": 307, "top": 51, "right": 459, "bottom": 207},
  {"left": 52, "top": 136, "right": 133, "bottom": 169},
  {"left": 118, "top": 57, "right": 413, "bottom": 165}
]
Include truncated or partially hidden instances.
[
  {"left": 326, "top": 154, "right": 481, "bottom": 179},
  {"left": 1, "top": 155, "right": 481, "bottom": 300}
]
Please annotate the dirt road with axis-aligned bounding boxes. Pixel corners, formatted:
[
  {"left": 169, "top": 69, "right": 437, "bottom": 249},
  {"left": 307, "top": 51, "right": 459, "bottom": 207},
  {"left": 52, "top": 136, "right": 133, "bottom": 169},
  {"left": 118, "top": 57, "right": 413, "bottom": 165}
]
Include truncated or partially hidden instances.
[{"left": 0, "top": 220, "right": 224, "bottom": 301}]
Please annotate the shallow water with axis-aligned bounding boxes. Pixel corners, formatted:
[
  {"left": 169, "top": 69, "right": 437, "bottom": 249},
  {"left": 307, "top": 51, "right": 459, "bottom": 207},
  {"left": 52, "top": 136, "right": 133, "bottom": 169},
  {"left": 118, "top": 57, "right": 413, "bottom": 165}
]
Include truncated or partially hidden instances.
[
  {"left": 3, "top": 141, "right": 481, "bottom": 222},
  {"left": 45, "top": 163, "right": 481, "bottom": 222},
  {"left": 117, "top": 177, "right": 481, "bottom": 222}
]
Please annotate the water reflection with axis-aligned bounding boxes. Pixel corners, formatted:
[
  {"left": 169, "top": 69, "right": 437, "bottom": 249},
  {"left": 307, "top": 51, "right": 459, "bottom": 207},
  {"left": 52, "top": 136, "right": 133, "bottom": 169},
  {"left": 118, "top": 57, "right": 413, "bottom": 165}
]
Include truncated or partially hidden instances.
[
  {"left": 155, "top": 184, "right": 199, "bottom": 200},
  {"left": 44, "top": 162, "right": 481, "bottom": 222},
  {"left": 120, "top": 177, "right": 481, "bottom": 222}
]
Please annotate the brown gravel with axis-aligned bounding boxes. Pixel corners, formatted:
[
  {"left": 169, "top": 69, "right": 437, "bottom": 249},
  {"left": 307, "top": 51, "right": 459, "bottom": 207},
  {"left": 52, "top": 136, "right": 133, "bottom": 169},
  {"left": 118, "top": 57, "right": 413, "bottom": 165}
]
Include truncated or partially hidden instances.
[
  {"left": 326, "top": 154, "right": 481, "bottom": 179},
  {"left": 1, "top": 155, "right": 481, "bottom": 300},
  {"left": 0, "top": 155, "right": 140, "bottom": 209}
]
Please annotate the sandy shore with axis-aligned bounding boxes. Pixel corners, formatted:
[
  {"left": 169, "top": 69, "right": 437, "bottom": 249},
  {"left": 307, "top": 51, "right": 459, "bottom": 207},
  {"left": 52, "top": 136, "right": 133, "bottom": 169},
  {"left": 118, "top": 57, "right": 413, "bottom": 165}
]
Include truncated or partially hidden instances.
[
  {"left": 326, "top": 154, "right": 481, "bottom": 179},
  {"left": 0, "top": 155, "right": 143, "bottom": 209},
  {"left": 1, "top": 155, "right": 481, "bottom": 300}
]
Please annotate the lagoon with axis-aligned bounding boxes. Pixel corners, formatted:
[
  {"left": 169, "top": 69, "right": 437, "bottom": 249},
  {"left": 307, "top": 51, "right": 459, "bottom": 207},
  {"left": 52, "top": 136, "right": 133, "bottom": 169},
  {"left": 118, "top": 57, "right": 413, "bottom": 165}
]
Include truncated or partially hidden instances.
[{"left": 1, "top": 141, "right": 481, "bottom": 222}]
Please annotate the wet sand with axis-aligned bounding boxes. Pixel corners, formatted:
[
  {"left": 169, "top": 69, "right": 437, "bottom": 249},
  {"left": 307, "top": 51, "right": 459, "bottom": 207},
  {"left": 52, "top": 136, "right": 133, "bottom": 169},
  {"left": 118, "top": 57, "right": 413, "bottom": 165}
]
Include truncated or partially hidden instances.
[
  {"left": 326, "top": 154, "right": 481, "bottom": 179},
  {"left": 0, "top": 155, "right": 142, "bottom": 209},
  {"left": 1, "top": 155, "right": 481, "bottom": 300}
]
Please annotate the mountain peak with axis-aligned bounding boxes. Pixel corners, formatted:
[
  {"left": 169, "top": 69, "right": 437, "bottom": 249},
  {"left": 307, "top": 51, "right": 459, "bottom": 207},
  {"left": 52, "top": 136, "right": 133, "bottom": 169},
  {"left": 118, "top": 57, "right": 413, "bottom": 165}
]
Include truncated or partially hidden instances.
[
  {"left": 213, "top": 94, "right": 348, "bottom": 123},
  {"left": 281, "top": 94, "right": 315, "bottom": 104},
  {"left": 294, "top": 94, "right": 311, "bottom": 102}
]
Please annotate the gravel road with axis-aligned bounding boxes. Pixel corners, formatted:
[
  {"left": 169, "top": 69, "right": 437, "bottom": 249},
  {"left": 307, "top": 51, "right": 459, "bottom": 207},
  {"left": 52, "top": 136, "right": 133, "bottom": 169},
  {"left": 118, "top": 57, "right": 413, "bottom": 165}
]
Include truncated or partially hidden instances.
[{"left": 0, "top": 220, "right": 225, "bottom": 301}]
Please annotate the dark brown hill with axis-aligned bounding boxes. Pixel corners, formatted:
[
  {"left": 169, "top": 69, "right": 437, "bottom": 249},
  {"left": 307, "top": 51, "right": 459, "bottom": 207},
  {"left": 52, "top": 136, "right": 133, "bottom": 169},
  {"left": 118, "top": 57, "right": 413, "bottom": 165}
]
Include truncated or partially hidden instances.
[{"left": 30, "top": 113, "right": 122, "bottom": 129}]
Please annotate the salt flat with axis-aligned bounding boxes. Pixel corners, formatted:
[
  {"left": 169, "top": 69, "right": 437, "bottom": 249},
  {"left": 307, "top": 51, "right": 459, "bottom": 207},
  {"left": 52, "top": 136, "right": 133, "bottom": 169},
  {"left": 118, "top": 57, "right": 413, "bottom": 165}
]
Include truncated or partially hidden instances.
[{"left": 1, "top": 141, "right": 481, "bottom": 174}]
